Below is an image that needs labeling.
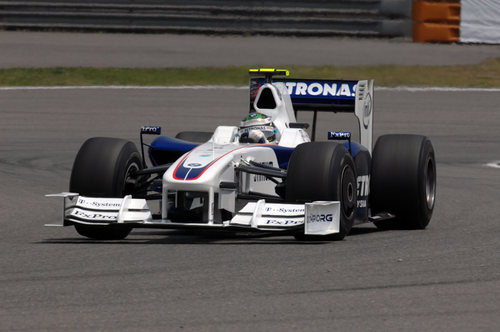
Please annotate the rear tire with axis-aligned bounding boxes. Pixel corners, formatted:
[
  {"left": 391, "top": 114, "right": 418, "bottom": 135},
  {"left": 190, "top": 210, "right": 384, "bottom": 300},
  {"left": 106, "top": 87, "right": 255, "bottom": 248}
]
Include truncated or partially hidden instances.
[
  {"left": 175, "top": 131, "right": 213, "bottom": 143},
  {"left": 286, "top": 142, "right": 357, "bottom": 241},
  {"left": 69, "top": 137, "right": 143, "bottom": 240},
  {"left": 371, "top": 134, "right": 436, "bottom": 230}
]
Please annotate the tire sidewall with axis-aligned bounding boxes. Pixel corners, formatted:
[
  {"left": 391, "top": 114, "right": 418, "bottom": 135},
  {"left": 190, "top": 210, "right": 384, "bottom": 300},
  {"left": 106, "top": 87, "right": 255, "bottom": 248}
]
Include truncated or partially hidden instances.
[
  {"left": 70, "top": 137, "right": 143, "bottom": 240},
  {"left": 371, "top": 134, "right": 436, "bottom": 229},
  {"left": 330, "top": 150, "right": 357, "bottom": 239},
  {"left": 287, "top": 142, "right": 357, "bottom": 240},
  {"left": 111, "top": 142, "right": 142, "bottom": 197},
  {"left": 415, "top": 139, "right": 436, "bottom": 228}
]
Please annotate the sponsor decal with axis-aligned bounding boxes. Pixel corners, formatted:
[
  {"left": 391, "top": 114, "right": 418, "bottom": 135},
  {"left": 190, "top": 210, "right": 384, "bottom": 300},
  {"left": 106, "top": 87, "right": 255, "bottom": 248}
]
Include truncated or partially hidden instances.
[
  {"left": 77, "top": 198, "right": 121, "bottom": 209},
  {"left": 250, "top": 79, "right": 357, "bottom": 102},
  {"left": 328, "top": 131, "right": 351, "bottom": 139},
  {"left": 363, "top": 93, "right": 372, "bottom": 129},
  {"left": 307, "top": 214, "right": 333, "bottom": 223},
  {"left": 240, "top": 126, "right": 274, "bottom": 133},
  {"left": 265, "top": 219, "right": 302, "bottom": 226},
  {"left": 304, "top": 202, "right": 339, "bottom": 235},
  {"left": 264, "top": 206, "right": 305, "bottom": 214},
  {"left": 357, "top": 200, "right": 367, "bottom": 208},
  {"left": 357, "top": 175, "right": 370, "bottom": 197},
  {"left": 187, "top": 163, "right": 203, "bottom": 167},
  {"left": 284, "top": 82, "right": 356, "bottom": 99},
  {"left": 140, "top": 126, "right": 161, "bottom": 135},
  {"left": 73, "top": 209, "right": 116, "bottom": 221}
]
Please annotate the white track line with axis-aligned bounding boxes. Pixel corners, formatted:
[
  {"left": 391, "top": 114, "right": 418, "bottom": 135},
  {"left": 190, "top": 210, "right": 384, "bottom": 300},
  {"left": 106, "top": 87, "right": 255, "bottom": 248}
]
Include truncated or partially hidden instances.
[
  {"left": 0, "top": 85, "right": 247, "bottom": 90},
  {"left": 376, "top": 86, "right": 500, "bottom": 92},
  {"left": 485, "top": 161, "right": 500, "bottom": 169},
  {"left": 0, "top": 85, "right": 499, "bottom": 92}
]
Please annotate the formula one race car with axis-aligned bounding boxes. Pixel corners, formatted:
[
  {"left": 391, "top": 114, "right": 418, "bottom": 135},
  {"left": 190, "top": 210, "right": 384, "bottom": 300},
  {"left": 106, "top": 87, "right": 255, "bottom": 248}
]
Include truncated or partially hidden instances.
[{"left": 47, "top": 69, "right": 436, "bottom": 241}]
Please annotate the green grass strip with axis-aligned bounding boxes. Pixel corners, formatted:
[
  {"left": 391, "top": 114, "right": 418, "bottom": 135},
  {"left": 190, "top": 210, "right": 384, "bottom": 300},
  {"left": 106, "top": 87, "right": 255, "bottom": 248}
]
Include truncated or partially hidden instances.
[{"left": 0, "top": 58, "right": 499, "bottom": 87}]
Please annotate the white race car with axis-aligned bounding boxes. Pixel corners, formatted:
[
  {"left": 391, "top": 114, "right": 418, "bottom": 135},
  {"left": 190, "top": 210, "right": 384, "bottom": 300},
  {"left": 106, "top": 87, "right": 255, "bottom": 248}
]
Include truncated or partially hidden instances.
[{"left": 47, "top": 69, "right": 436, "bottom": 241}]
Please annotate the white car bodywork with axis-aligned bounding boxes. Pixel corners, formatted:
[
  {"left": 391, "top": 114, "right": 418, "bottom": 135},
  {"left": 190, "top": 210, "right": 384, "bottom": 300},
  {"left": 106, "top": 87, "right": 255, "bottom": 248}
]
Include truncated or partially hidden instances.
[{"left": 47, "top": 78, "right": 374, "bottom": 236}]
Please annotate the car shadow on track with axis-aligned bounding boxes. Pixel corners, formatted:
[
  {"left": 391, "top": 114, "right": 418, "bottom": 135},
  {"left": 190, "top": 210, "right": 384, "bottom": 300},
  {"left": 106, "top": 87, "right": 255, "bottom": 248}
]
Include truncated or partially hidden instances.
[{"left": 40, "top": 226, "right": 380, "bottom": 245}]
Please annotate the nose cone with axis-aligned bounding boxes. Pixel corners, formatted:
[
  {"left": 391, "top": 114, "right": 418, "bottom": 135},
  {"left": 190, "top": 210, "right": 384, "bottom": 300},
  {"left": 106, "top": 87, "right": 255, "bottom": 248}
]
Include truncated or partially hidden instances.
[{"left": 164, "top": 142, "right": 241, "bottom": 190}]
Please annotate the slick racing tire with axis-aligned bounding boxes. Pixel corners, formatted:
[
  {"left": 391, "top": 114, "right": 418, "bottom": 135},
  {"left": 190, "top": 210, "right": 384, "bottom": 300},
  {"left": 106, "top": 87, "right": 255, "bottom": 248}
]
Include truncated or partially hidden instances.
[
  {"left": 175, "top": 131, "right": 213, "bottom": 143},
  {"left": 69, "top": 137, "right": 143, "bottom": 240},
  {"left": 371, "top": 134, "right": 436, "bottom": 230},
  {"left": 287, "top": 142, "right": 357, "bottom": 241}
]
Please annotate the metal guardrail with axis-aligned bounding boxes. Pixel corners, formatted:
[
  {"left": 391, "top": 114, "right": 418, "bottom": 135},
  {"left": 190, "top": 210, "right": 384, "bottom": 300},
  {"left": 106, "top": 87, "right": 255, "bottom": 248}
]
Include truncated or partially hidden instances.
[{"left": 0, "top": 0, "right": 411, "bottom": 37}]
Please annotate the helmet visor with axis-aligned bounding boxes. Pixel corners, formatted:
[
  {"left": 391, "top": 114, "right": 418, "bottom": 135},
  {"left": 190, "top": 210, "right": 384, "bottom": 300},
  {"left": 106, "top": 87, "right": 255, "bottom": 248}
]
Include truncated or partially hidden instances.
[{"left": 239, "top": 125, "right": 276, "bottom": 142}]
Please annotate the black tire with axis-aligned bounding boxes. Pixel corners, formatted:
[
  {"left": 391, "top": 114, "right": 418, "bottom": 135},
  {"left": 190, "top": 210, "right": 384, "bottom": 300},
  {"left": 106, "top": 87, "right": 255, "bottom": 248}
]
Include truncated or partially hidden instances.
[
  {"left": 175, "top": 131, "right": 213, "bottom": 143},
  {"left": 371, "top": 134, "right": 436, "bottom": 230},
  {"left": 69, "top": 137, "right": 143, "bottom": 240},
  {"left": 286, "top": 142, "right": 357, "bottom": 241}
]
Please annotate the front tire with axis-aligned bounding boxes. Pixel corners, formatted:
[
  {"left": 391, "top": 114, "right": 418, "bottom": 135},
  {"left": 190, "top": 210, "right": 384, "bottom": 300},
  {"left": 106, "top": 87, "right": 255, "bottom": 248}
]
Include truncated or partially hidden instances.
[
  {"left": 370, "top": 134, "right": 436, "bottom": 229},
  {"left": 69, "top": 137, "right": 143, "bottom": 240},
  {"left": 286, "top": 142, "right": 357, "bottom": 241}
]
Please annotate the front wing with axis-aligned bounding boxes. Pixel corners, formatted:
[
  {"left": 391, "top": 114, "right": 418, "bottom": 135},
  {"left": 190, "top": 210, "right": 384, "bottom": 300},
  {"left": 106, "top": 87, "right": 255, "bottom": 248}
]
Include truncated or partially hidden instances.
[{"left": 46, "top": 193, "right": 340, "bottom": 236}]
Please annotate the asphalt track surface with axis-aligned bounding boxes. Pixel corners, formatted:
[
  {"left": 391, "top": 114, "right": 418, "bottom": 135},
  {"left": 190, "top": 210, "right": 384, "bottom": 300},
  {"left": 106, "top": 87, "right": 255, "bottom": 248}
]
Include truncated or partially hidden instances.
[
  {"left": 1, "top": 31, "right": 500, "bottom": 68},
  {"left": 1, "top": 84, "right": 499, "bottom": 330}
]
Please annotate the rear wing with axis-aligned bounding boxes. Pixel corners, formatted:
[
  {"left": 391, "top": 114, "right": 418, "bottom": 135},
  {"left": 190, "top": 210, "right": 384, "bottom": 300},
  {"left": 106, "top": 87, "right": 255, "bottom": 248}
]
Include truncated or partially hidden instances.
[{"left": 250, "top": 77, "right": 374, "bottom": 153}]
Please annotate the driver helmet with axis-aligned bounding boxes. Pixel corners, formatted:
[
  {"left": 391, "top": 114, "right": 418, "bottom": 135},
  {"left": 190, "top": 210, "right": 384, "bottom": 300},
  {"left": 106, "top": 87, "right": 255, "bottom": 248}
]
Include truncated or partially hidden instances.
[{"left": 239, "top": 112, "right": 278, "bottom": 143}]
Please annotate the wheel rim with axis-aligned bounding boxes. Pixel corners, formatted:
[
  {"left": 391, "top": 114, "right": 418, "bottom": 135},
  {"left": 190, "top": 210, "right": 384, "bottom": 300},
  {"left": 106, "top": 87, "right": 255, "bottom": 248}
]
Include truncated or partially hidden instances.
[
  {"left": 347, "top": 182, "right": 354, "bottom": 202},
  {"left": 123, "top": 161, "right": 140, "bottom": 195},
  {"left": 425, "top": 157, "right": 436, "bottom": 210},
  {"left": 341, "top": 165, "right": 356, "bottom": 217}
]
